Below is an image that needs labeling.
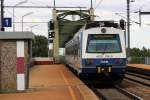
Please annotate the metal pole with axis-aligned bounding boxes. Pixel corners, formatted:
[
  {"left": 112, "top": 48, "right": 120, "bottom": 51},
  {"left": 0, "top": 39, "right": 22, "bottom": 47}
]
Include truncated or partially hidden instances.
[
  {"left": 91, "top": 0, "right": 93, "bottom": 8},
  {"left": 12, "top": 0, "right": 28, "bottom": 32},
  {"left": 90, "top": 0, "right": 94, "bottom": 21},
  {"left": 1, "top": 0, "right": 4, "bottom": 31},
  {"left": 13, "top": 7, "right": 15, "bottom": 31},
  {"left": 127, "top": 0, "right": 130, "bottom": 57},
  {"left": 22, "top": 16, "right": 23, "bottom": 32},
  {"left": 139, "top": 9, "right": 141, "bottom": 27},
  {"left": 54, "top": 0, "right": 56, "bottom": 9},
  {"left": 48, "top": 23, "right": 50, "bottom": 57},
  {"left": 22, "top": 12, "right": 33, "bottom": 32}
]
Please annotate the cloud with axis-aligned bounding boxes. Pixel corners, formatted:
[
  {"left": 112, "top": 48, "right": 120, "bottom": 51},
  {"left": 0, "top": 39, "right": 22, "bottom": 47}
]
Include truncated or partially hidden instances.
[{"left": 4, "top": 0, "right": 150, "bottom": 48}]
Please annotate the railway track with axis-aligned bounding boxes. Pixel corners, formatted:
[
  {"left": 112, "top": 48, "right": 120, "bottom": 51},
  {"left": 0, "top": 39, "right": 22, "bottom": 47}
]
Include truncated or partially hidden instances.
[
  {"left": 91, "top": 85, "right": 143, "bottom": 100},
  {"left": 125, "top": 72, "right": 150, "bottom": 87}
]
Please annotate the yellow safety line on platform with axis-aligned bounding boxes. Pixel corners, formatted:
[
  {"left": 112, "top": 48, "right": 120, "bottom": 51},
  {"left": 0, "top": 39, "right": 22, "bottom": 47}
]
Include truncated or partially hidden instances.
[{"left": 60, "top": 71, "right": 77, "bottom": 100}]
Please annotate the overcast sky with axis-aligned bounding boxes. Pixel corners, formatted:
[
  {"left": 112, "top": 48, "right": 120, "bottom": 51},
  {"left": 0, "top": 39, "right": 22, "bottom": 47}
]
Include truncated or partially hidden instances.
[{"left": 4, "top": 0, "right": 150, "bottom": 48}]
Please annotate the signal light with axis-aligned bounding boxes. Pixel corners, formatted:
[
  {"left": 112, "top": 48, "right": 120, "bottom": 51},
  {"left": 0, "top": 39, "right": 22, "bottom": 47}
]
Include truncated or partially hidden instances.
[
  {"left": 48, "top": 32, "right": 55, "bottom": 38},
  {"left": 49, "top": 39, "right": 53, "bottom": 43},
  {"left": 49, "top": 21, "right": 54, "bottom": 30},
  {"left": 120, "top": 19, "right": 126, "bottom": 30}
]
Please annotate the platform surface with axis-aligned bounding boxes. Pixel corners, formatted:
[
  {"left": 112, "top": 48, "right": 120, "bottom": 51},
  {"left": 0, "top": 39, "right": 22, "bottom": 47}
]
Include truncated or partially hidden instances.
[
  {"left": 0, "top": 64, "right": 98, "bottom": 100},
  {"left": 128, "top": 64, "right": 150, "bottom": 70}
]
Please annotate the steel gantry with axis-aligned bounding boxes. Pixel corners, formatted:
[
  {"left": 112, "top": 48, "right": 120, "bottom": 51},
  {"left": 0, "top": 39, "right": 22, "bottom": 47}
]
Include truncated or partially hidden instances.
[
  {"left": 138, "top": 10, "right": 150, "bottom": 26},
  {"left": 49, "top": 8, "right": 94, "bottom": 63}
]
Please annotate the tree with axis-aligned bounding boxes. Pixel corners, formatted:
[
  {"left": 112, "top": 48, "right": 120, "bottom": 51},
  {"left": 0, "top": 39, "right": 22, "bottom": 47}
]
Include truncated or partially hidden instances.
[
  {"left": 32, "top": 35, "right": 48, "bottom": 57},
  {"left": 129, "top": 47, "right": 150, "bottom": 63}
]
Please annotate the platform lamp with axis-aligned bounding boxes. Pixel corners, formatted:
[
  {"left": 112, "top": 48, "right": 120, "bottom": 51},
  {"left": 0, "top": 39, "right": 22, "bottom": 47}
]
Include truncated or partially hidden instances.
[
  {"left": 13, "top": 0, "right": 28, "bottom": 32},
  {"left": 30, "top": 24, "right": 39, "bottom": 32},
  {"left": 22, "top": 12, "right": 33, "bottom": 32}
]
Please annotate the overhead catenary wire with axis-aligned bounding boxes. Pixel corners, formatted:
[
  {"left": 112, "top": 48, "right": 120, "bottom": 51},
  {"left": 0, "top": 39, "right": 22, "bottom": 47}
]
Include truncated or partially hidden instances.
[
  {"left": 139, "top": 1, "right": 150, "bottom": 9},
  {"left": 94, "top": 0, "right": 103, "bottom": 9},
  {"left": 115, "top": 13, "right": 150, "bottom": 27},
  {"left": 133, "top": 1, "right": 150, "bottom": 13},
  {"left": 29, "top": 0, "right": 50, "bottom": 6},
  {"left": 4, "top": 8, "right": 48, "bottom": 32}
]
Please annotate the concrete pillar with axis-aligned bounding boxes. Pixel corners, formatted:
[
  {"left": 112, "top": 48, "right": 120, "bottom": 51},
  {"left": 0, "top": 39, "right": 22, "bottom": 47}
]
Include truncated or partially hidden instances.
[
  {"left": 0, "top": 32, "right": 34, "bottom": 92},
  {"left": 53, "top": 9, "right": 60, "bottom": 63}
]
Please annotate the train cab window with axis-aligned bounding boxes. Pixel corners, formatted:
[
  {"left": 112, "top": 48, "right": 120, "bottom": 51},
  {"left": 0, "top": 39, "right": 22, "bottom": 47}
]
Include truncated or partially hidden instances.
[{"left": 87, "top": 34, "right": 122, "bottom": 53}]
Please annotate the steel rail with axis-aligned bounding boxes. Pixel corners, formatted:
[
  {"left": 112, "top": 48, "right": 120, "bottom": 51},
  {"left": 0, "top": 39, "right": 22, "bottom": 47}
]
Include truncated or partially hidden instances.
[
  {"left": 125, "top": 76, "right": 150, "bottom": 87},
  {"left": 126, "top": 72, "right": 150, "bottom": 80},
  {"left": 90, "top": 86, "right": 143, "bottom": 100},
  {"left": 115, "top": 85, "right": 143, "bottom": 100}
]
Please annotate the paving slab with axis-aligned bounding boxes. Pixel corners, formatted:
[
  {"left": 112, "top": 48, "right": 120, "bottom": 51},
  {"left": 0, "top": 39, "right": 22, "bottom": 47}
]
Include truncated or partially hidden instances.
[
  {"left": 127, "top": 64, "right": 150, "bottom": 75},
  {"left": 0, "top": 64, "right": 98, "bottom": 100},
  {"left": 128, "top": 64, "right": 150, "bottom": 70}
]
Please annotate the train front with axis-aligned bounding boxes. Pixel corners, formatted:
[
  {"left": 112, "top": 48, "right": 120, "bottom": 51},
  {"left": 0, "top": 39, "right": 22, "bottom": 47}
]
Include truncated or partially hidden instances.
[{"left": 81, "top": 27, "right": 127, "bottom": 81}]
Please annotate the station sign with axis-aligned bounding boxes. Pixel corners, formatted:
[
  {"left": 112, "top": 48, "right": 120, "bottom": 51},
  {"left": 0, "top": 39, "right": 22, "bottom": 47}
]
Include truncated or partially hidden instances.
[{"left": 2, "top": 17, "right": 12, "bottom": 27}]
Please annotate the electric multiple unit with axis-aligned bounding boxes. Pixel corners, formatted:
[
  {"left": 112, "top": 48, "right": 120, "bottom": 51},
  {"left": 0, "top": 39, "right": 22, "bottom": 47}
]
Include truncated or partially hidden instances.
[{"left": 65, "top": 21, "right": 127, "bottom": 82}]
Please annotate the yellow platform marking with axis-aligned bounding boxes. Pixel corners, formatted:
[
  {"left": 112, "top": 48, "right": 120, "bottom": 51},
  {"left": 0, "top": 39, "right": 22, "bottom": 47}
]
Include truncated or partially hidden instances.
[{"left": 61, "top": 71, "right": 77, "bottom": 100}]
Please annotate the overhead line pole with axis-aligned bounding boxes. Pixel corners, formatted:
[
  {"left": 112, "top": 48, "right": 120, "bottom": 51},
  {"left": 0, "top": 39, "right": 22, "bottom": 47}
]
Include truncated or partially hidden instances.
[
  {"left": 127, "top": 0, "right": 130, "bottom": 57},
  {"left": 1, "top": 0, "right": 4, "bottom": 31},
  {"left": 90, "top": 0, "right": 94, "bottom": 21},
  {"left": 54, "top": 0, "right": 56, "bottom": 9},
  {"left": 91, "top": 0, "right": 93, "bottom": 8}
]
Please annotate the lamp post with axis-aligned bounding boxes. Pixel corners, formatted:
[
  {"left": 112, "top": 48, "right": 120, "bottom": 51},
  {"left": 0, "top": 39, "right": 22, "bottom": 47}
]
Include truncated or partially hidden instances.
[
  {"left": 30, "top": 24, "right": 39, "bottom": 32},
  {"left": 22, "top": 12, "right": 33, "bottom": 32},
  {"left": 13, "top": 0, "right": 28, "bottom": 31}
]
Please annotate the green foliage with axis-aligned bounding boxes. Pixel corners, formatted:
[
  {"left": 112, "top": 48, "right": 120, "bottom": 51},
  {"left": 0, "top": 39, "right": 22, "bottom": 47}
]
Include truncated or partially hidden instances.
[
  {"left": 130, "top": 47, "right": 150, "bottom": 57},
  {"left": 129, "top": 47, "right": 150, "bottom": 64},
  {"left": 32, "top": 35, "right": 48, "bottom": 57}
]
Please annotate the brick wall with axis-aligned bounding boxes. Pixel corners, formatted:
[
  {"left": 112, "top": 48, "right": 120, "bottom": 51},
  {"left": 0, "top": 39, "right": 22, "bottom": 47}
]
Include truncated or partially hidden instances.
[
  {"left": 0, "top": 40, "right": 31, "bottom": 92},
  {"left": 0, "top": 40, "right": 17, "bottom": 92}
]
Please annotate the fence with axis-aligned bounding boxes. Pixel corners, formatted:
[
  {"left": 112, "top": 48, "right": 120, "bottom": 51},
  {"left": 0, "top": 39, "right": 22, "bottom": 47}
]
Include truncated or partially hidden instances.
[{"left": 128, "top": 57, "right": 150, "bottom": 64}]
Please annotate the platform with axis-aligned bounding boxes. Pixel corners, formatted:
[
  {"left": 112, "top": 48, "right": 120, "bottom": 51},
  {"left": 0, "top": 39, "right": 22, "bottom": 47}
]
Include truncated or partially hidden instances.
[
  {"left": 0, "top": 64, "right": 98, "bottom": 100},
  {"left": 127, "top": 64, "right": 150, "bottom": 75}
]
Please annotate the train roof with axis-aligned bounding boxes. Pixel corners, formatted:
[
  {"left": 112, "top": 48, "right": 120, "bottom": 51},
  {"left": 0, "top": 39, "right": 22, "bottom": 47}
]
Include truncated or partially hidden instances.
[
  {"left": 85, "top": 21, "right": 121, "bottom": 30},
  {"left": 65, "top": 21, "right": 124, "bottom": 46}
]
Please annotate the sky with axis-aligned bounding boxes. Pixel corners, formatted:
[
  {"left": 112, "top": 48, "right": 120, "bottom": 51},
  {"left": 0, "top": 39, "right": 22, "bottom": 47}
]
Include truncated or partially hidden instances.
[{"left": 3, "top": 0, "right": 150, "bottom": 49}]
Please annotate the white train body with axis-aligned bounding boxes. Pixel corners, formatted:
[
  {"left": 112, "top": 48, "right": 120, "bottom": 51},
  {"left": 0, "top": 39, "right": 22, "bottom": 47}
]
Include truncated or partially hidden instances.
[{"left": 65, "top": 25, "right": 126, "bottom": 79}]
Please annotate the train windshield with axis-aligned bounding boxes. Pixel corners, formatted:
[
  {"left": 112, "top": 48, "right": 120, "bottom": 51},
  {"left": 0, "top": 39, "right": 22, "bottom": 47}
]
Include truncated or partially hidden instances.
[{"left": 87, "top": 34, "right": 122, "bottom": 53}]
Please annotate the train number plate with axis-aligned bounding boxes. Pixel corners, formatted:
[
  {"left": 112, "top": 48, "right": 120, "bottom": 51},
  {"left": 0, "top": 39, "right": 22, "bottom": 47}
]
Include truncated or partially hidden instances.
[{"left": 96, "top": 67, "right": 111, "bottom": 73}]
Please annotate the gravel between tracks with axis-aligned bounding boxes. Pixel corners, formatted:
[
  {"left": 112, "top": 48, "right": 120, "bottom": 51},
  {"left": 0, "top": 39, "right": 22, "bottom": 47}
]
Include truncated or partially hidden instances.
[{"left": 118, "top": 79, "right": 150, "bottom": 100}]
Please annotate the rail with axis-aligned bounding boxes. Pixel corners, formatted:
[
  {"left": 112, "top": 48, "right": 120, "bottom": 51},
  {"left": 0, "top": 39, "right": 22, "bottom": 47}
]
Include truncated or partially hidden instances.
[
  {"left": 125, "top": 72, "right": 150, "bottom": 87},
  {"left": 91, "top": 86, "right": 143, "bottom": 100}
]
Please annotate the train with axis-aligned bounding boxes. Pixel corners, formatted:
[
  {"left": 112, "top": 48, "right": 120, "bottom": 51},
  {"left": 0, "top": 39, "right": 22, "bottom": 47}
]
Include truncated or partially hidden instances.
[{"left": 65, "top": 21, "right": 127, "bottom": 82}]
